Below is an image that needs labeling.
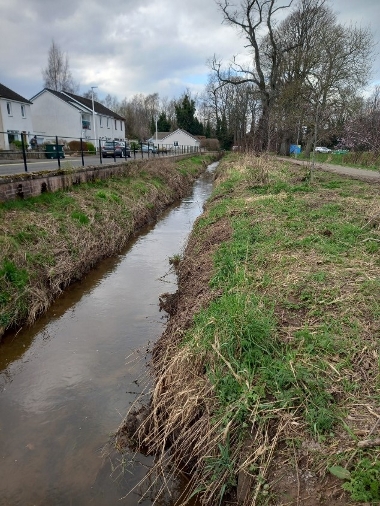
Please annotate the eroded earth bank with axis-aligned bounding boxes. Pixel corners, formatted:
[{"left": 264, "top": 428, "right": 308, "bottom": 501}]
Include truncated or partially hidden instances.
[{"left": 116, "top": 154, "right": 380, "bottom": 505}]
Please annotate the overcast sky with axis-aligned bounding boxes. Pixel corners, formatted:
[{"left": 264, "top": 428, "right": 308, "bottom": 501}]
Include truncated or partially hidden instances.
[{"left": 1, "top": 0, "right": 379, "bottom": 103}]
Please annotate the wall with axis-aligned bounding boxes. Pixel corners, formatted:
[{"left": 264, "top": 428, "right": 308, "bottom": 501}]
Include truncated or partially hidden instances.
[
  {"left": 0, "top": 154, "right": 200, "bottom": 203},
  {"left": 0, "top": 100, "right": 34, "bottom": 149},
  {"left": 31, "top": 91, "right": 125, "bottom": 146},
  {"left": 31, "top": 91, "right": 81, "bottom": 141},
  {"left": 161, "top": 129, "right": 200, "bottom": 148},
  {"left": 0, "top": 163, "right": 132, "bottom": 202}
]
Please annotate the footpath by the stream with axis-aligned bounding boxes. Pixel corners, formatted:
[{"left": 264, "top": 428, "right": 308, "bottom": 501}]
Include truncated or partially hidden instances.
[{"left": 278, "top": 156, "right": 380, "bottom": 183}]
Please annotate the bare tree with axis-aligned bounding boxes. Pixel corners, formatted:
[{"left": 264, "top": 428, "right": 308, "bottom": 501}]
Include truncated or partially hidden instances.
[
  {"left": 263, "top": 0, "right": 373, "bottom": 153},
  {"left": 42, "top": 40, "right": 79, "bottom": 93},
  {"left": 212, "top": 0, "right": 374, "bottom": 153},
  {"left": 117, "top": 93, "right": 159, "bottom": 140},
  {"left": 202, "top": 71, "right": 260, "bottom": 149},
  {"left": 212, "top": 0, "right": 294, "bottom": 150},
  {"left": 82, "top": 89, "right": 99, "bottom": 101},
  {"left": 102, "top": 93, "right": 120, "bottom": 113},
  {"left": 342, "top": 86, "right": 380, "bottom": 153}
]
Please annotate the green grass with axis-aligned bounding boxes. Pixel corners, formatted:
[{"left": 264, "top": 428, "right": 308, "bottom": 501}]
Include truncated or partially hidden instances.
[{"left": 170, "top": 153, "right": 380, "bottom": 502}]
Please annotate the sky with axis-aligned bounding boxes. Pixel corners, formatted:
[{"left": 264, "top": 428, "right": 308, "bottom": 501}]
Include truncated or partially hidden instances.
[{"left": 1, "top": 0, "right": 379, "bottom": 104}]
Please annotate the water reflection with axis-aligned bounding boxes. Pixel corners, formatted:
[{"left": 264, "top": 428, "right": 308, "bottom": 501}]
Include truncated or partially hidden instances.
[{"left": 0, "top": 162, "right": 217, "bottom": 505}]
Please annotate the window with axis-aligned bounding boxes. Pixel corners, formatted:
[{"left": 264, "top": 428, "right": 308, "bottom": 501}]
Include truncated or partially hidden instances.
[
  {"left": 21, "top": 105, "right": 26, "bottom": 118},
  {"left": 120, "top": 121, "right": 123, "bottom": 131},
  {"left": 6, "top": 102, "right": 12, "bottom": 115},
  {"left": 115, "top": 119, "right": 117, "bottom": 130},
  {"left": 107, "top": 117, "right": 110, "bottom": 128},
  {"left": 100, "top": 116, "right": 103, "bottom": 128}
]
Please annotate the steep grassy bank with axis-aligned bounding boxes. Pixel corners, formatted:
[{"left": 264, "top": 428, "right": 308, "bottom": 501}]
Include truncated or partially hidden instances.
[
  {"left": 0, "top": 155, "right": 214, "bottom": 340},
  {"left": 116, "top": 154, "right": 380, "bottom": 505}
]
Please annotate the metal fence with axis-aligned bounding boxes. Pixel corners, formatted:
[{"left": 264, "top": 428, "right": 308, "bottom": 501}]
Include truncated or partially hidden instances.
[{"left": 0, "top": 131, "right": 201, "bottom": 173}]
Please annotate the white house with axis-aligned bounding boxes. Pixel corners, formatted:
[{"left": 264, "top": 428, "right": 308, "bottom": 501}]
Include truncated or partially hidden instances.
[
  {"left": 0, "top": 83, "right": 34, "bottom": 150},
  {"left": 148, "top": 129, "right": 201, "bottom": 151},
  {"left": 30, "top": 89, "right": 125, "bottom": 146}
]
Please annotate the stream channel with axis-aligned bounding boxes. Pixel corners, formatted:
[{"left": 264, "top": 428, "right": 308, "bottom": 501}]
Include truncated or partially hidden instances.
[{"left": 0, "top": 161, "right": 218, "bottom": 506}]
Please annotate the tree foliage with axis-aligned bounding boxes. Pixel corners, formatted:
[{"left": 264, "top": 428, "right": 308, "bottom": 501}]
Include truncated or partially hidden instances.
[
  {"left": 157, "top": 112, "right": 171, "bottom": 132},
  {"left": 175, "top": 94, "right": 204, "bottom": 135}
]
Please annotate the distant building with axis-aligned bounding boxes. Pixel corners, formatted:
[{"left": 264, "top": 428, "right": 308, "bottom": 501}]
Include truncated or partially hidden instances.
[
  {"left": 148, "top": 128, "right": 200, "bottom": 150},
  {"left": 0, "top": 83, "right": 34, "bottom": 150}
]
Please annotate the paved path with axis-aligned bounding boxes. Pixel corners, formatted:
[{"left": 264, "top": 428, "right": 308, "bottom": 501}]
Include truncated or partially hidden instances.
[{"left": 279, "top": 157, "right": 380, "bottom": 183}]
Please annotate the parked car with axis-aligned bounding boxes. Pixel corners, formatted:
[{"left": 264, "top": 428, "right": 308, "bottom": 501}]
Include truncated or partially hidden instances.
[
  {"left": 141, "top": 144, "right": 155, "bottom": 153},
  {"left": 102, "top": 141, "right": 131, "bottom": 158},
  {"left": 117, "top": 141, "right": 131, "bottom": 157},
  {"left": 315, "top": 146, "right": 331, "bottom": 153}
]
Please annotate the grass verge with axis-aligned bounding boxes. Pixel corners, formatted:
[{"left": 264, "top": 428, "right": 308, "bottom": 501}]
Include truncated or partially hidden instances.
[{"left": 115, "top": 153, "right": 380, "bottom": 505}]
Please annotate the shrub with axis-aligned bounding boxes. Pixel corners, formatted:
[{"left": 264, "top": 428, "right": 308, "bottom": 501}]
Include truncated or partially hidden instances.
[
  {"left": 87, "top": 142, "right": 96, "bottom": 154},
  {"left": 67, "top": 140, "right": 95, "bottom": 154},
  {"left": 130, "top": 141, "right": 139, "bottom": 151},
  {"left": 200, "top": 138, "right": 220, "bottom": 151},
  {"left": 11, "top": 140, "right": 23, "bottom": 150}
]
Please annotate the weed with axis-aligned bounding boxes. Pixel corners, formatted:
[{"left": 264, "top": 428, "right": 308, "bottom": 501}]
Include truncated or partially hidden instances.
[
  {"left": 0, "top": 260, "right": 28, "bottom": 289},
  {"left": 169, "top": 254, "right": 181, "bottom": 271},
  {"left": 71, "top": 211, "right": 90, "bottom": 225},
  {"left": 342, "top": 458, "right": 380, "bottom": 502}
]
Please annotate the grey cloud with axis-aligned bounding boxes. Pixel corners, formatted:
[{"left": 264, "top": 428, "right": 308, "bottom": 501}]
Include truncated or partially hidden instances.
[{"left": 0, "top": 0, "right": 379, "bottom": 102}]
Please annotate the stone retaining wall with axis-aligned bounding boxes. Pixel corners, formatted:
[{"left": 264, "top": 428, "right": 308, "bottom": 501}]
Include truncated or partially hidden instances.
[
  {"left": 0, "top": 162, "right": 133, "bottom": 202},
  {"left": 0, "top": 152, "right": 207, "bottom": 203}
]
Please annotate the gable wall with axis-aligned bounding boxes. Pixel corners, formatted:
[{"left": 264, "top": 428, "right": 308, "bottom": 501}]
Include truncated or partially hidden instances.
[
  {"left": 31, "top": 92, "right": 81, "bottom": 142},
  {"left": 161, "top": 130, "right": 200, "bottom": 147}
]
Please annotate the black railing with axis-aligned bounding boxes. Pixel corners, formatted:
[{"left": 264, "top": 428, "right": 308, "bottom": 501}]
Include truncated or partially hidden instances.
[{"left": 0, "top": 131, "right": 201, "bottom": 173}]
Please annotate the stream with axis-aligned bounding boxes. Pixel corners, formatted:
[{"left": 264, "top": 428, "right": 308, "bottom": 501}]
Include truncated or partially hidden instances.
[{"left": 0, "top": 161, "right": 218, "bottom": 506}]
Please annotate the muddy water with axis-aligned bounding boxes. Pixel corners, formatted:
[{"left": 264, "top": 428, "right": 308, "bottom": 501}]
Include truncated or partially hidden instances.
[{"left": 0, "top": 162, "right": 218, "bottom": 506}]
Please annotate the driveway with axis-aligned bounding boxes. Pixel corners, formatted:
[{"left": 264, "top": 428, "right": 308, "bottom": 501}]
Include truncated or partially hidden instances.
[{"left": 279, "top": 156, "right": 380, "bottom": 183}]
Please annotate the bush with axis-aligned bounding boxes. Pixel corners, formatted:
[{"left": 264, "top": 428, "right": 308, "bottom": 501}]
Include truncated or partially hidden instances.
[
  {"left": 11, "top": 140, "right": 23, "bottom": 150},
  {"left": 67, "top": 140, "right": 95, "bottom": 154},
  {"left": 200, "top": 138, "right": 220, "bottom": 151},
  {"left": 129, "top": 141, "right": 139, "bottom": 151},
  {"left": 87, "top": 142, "right": 95, "bottom": 154}
]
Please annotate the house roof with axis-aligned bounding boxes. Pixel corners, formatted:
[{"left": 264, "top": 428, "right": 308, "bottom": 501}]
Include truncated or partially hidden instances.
[
  {"left": 31, "top": 88, "right": 125, "bottom": 120},
  {"left": 0, "top": 83, "right": 32, "bottom": 104},
  {"left": 64, "top": 91, "right": 125, "bottom": 120},
  {"left": 149, "top": 132, "right": 171, "bottom": 141},
  {"left": 160, "top": 128, "right": 200, "bottom": 143}
]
